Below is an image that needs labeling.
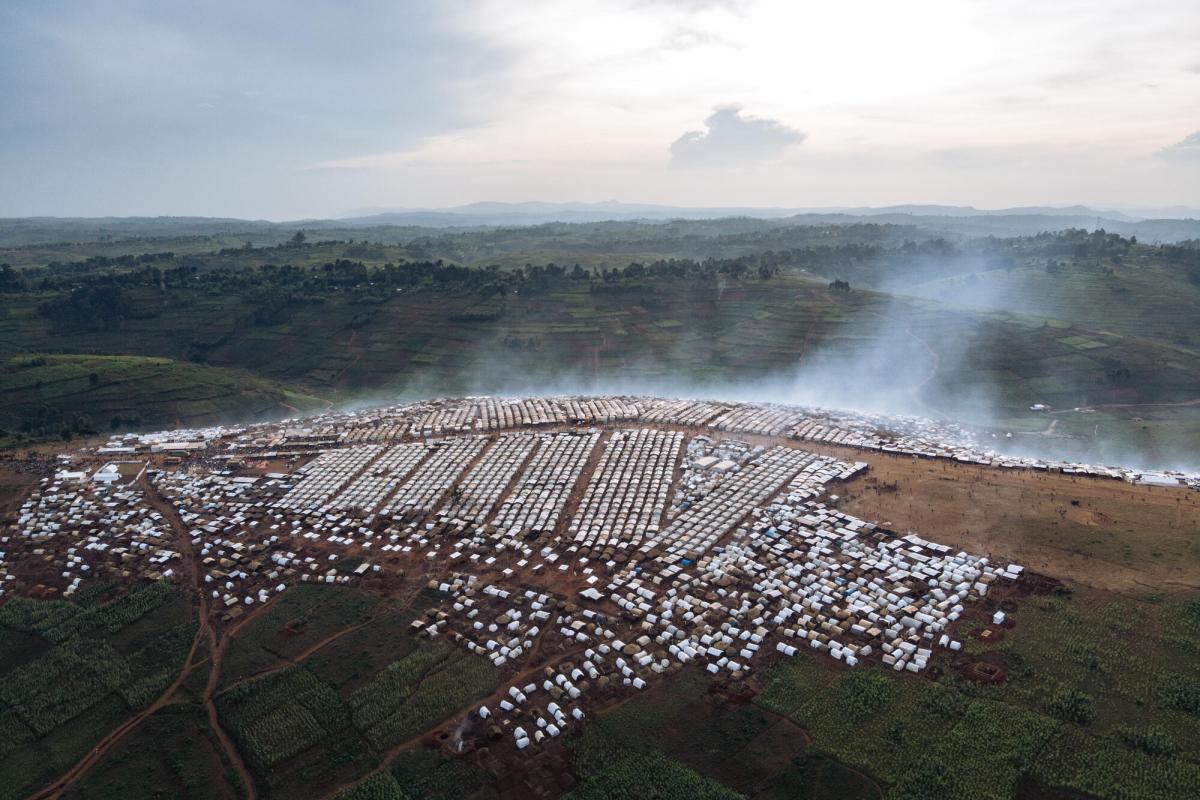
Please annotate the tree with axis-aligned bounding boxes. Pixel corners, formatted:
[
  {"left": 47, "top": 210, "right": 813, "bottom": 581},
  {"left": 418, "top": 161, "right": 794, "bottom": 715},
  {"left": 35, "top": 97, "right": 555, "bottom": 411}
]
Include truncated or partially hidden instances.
[
  {"left": 0, "top": 263, "right": 21, "bottom": 292},
  {"left": 1104, "top": 363, "right": 1132, "bottom": 386},
  {"left": 290, "top": 230, "right": 307, "bottom": 246}
]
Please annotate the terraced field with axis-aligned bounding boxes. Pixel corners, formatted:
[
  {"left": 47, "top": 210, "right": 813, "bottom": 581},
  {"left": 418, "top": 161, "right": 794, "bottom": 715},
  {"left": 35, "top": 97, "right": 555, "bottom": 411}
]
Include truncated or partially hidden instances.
[
  {"left": 0, "top": 354, "right": 321, "bottom": 443},
  {"left": 903, "top": 256, "right": 1200, "bottom": 350},
  {"left": 3, "top": 276, "right": 1197, "bottom": 428}
]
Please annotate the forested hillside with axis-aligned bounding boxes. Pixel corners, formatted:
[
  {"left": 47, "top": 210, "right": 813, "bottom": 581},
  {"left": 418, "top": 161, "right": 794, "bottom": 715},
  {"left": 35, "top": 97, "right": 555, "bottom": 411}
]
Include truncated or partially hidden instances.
[{"left": 2, "top": 223, "right": 1198, "bottom": 465}]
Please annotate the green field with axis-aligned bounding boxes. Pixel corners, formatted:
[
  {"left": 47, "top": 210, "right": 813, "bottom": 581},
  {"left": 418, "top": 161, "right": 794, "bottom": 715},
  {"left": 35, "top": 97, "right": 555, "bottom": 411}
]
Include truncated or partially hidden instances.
[
  {"left": 0, "top": 582, "right": 498, "bottom": 800},
  {"left": 753, "top": 587, "right": 1200, "bottom": 800},
  {"left": 2, "top": 275, "right": 1196, "bottom": 429},
  {"left": 0, "top": 353, "right": 321, "bottom": 444},
  {"left": 219, "top": 584, "right": 381, "bottom": 687},
  {"left": 526, "top": 582, "right": 1200, "bottom": 800},
  {"left": 154, "top": 584, "right": 492, "bottom": 799},
  {"left": 0, "top": 582, "right": 195, "bottom": 800},
  {"left": 904, "top": 255, "right": 1200, "bottom": 350},
  {"left": 61, "top": 704, "right": 242, "bottom": 800}
]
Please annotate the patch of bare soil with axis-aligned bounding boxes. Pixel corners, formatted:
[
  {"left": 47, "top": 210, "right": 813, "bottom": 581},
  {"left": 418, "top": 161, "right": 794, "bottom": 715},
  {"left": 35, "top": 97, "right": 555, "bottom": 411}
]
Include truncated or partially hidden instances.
[{"left": 821, "top": 446, "right": 1200, "bottom": 594}]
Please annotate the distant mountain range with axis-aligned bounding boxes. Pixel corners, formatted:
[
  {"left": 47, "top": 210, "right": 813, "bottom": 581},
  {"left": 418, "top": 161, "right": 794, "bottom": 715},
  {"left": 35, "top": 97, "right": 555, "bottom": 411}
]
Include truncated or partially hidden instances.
[
  {"left": 334, "top": 200, "right": 1200, "bottom": 227},
  {"left": 1, "top": 202, "right": 1198, "bottom": 248},
  {"left": 314, "top": 201, "right": 1200, "bottom": 244}
]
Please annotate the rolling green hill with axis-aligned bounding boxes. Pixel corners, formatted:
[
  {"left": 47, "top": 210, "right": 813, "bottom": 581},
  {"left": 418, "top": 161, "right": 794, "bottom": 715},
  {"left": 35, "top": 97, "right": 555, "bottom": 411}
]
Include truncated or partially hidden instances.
[
  {"left": 1, "top": 224, "right": 1197, "bottom": 464},
  {"left": 0, "top": 354, "right": 322, "bottom": 443},
  {"left": 2, "top": 274, "right": 1198, "bottom": 463},
  {"left": 900, "top": 256, "right": 1200, "bottom": 351}
]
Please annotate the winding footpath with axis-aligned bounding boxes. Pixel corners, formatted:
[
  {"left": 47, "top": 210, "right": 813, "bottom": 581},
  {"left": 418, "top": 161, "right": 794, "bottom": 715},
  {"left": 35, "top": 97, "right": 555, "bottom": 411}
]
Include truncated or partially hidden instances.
[{"left": 24, "top": 476, "right": 259, "bottom": 800}]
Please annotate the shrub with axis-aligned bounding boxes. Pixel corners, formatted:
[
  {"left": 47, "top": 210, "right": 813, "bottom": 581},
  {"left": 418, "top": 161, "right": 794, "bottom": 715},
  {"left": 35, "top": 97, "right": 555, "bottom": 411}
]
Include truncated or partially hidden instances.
[
  {"left": 1049, "top": 688, "right": 1095, "bottom": 724},
  {"left": 1116, "top": 724, "right": 1178, "bottom": 756},
  {"left": 1154, "top": 674, "right": 1200, "bottom": 717},
  {"left": 837, "top": 671, "right": 894, "bottom": 720}
]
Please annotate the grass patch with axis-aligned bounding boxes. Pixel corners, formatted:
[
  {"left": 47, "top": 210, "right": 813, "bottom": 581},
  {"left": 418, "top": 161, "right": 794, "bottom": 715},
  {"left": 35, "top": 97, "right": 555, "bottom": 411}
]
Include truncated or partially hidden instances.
[
  {"left": 0, "top": 353, "right": 319, "bottom": 445},
  {"left": 62, "top": 703, "right": 241, "bottom": 800},
  {"left": 220, "top": 584, "right": 379, "bottom": 687},
  {"left": 566, "top": 751, "right": 743, "bottom": 800}
]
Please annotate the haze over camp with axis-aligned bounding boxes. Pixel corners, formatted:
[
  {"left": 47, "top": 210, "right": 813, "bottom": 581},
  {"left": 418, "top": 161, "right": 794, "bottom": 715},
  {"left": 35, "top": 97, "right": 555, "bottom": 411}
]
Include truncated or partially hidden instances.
[{"left": 1, "top": 2, "right": 1199, "bottom": 800}]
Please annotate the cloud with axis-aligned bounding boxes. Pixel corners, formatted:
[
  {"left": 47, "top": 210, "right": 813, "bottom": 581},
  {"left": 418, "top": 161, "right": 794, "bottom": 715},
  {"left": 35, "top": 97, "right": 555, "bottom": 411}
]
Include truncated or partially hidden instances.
[
  {"left": 637, "top": 0, "right": 749, "bottom": 10},
  {"left": 661, "top": 26, "right": 739, "bottom": 52},
  {"left": 1156, "top": 131, "right": 1200, "bottom": 159},
  {"left": 0, "top": 1, "right": 511, "bottom": 217},
  {"left": 670, "top": 105, "right": 805, "bottom": 167}
]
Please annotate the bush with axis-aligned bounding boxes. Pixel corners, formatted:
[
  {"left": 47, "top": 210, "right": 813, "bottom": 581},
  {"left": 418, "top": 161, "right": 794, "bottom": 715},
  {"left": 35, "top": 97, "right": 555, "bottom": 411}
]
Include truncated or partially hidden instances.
[
  {"left": 891, "top": 753, "right": 952, "bottom": 800},
  {"left": 1154, "top": 674, "right": 1200, "bottom": 717},
  {"left": 1048, "top": 688, "right": 1095, "bottom": 724},
  {"left": 1116, "top": 724, "right": 1178, "bottom": 756},
  {"left": 838, "top": 671, "right": 894, "bottom": 720}
]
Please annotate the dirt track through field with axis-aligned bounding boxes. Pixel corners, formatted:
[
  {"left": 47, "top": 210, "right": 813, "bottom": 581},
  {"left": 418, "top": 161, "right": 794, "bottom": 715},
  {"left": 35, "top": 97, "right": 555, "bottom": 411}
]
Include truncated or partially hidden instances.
[
  {"left": 25, "top": 628, "right": 208, "bottom": 800},
  {"left": 215, "top": 618, "right": 375, "bottom": 697},
  {"left": 203, "top": 628, "right": 258, "bottom": 800},
  {"left": 24, "top": 477, "right": 262, "bottom": 800},
  {"left": 147, "top": 477, "right": 261, "bottom": 800},
  {"left": 25, "top": 478, "right": 221, "bottom": 800}
]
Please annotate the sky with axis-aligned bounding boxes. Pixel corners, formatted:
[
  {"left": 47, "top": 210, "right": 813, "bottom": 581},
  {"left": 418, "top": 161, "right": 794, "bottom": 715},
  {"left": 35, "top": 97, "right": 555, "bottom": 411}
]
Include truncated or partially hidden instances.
[{"left": 1, "top": 0, "right": 1198, "bottom": 219}]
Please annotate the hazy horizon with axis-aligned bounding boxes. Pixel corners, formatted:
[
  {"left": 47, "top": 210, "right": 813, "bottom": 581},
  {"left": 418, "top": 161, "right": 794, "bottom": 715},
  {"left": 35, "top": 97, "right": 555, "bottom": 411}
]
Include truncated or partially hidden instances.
[{"left": 8, "top": 199, "right": 1200, "bottom": 225}]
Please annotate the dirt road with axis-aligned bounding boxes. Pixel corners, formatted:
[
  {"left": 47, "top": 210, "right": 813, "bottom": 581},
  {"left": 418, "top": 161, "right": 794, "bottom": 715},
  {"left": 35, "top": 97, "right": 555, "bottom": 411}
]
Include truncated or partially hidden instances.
[{"left": 25, "top": 477, "right": 260, "bottom": 800}]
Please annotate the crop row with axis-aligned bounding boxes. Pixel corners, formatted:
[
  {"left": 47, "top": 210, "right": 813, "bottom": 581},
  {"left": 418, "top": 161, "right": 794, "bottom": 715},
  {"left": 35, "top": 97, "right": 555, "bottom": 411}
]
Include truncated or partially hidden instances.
[
  {"left": 218, "top": 665, "right": 353, "bottom": 769},
  {"left": 566, "top": 751, "right": 741, "bottom": 800},
  {"left": 0, "top": 637, "right": 131, "bottom": 735},
  {"left": 1033, "top": 728, "right": 1200, "bottom": 800},
  {"left": 335, "top": 772, "right": 409, "bottom": 800},
  {"left": 361, "top": 654, "right": 497, "bottom": 751},
  {"left": 756, "top": 655, "right": 1062, "bottom": 796},
  {"left": 40, "top": 581, "right": 175, "bottom": 642},
  {"left": 118, "top": 622, "right": 198, "bottom": 708},
  {"left": 348, "top": 642, "right": 455, "bottom": 731},
  {"left": 0, "top": 704, "right": 35, "bottom": 760},
  {"left": 0, "top": 597, "right": 82, "bottom": 636},
  {"left": 242, "top": 703, "right": 326, "bottom": 768}
]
